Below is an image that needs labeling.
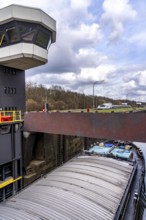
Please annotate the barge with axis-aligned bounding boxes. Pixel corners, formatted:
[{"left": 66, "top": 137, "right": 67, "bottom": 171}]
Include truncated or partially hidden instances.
[{"left": 0, "top": 140, "right": 145, "bottom": 220}]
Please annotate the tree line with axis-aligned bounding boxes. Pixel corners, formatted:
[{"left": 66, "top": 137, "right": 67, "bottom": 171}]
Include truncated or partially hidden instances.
[{"left": 25, "top": 82, "right": 139, "bottom": 111}]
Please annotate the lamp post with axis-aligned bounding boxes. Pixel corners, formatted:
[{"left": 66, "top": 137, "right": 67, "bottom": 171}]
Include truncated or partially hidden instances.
[{"left": 93, "top": 80, "right": 104, "bottom": 109}]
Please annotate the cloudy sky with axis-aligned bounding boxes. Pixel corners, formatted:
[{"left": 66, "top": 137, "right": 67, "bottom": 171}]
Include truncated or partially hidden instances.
[{"left": 1, "top": 0, "right": 146, "bottom": 102}]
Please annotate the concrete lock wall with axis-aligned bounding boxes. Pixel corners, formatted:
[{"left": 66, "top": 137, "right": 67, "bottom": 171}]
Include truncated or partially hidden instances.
[{"left": 22, "top": 132, "right": 84, "bottom": 186}]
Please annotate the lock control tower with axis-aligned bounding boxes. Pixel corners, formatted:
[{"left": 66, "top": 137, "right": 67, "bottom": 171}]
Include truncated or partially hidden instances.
[{"left": 0, "top": 4, "right": 56, "bottom": 202}]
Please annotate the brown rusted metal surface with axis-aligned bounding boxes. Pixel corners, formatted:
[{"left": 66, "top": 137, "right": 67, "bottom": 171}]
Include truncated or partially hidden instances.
[{"left": 24, "top": 112, "right": 146, "bottom": 142}]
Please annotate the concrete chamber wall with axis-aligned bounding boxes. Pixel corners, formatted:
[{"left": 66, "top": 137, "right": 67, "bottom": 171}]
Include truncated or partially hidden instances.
[{"left": 22, "top": 132, "right": 85, "bottom": 186}]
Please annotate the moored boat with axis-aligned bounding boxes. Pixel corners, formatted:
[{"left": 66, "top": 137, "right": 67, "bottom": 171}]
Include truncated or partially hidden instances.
[{"left": 0, "top": 140, "right": 145, "bottom": 220}]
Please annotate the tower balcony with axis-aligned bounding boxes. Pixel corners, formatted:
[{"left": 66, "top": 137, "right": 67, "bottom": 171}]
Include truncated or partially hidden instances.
[{"left": 0, "top": 43, "right": 48, "bottom": 70}]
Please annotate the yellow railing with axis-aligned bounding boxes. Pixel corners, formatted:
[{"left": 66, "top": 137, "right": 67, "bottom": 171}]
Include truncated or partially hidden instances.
[
  {"left": 0, "top": 176, "right": 22, "bottom": 189},
  {"left": 0, "top": 110, "right": 23, "bottom": 124}
]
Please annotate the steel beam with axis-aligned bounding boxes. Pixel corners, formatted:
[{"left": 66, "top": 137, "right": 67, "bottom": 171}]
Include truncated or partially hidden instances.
[{"left": 24, "top": 112, "right": 146, "bottom": 142}]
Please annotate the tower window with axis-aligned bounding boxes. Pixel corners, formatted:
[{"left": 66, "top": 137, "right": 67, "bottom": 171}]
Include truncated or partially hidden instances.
[
  {"left": 6, "top": 27, "right": 19, "bottom": 43},
  {"left": 35, "top": 30, "right": 50, "bottom": 48},
  {"left": 18, "top": 23, "right": 36, "bottom": 41},
  {"left": 0, "top": 20, "right": 52, "bottom": 49}
]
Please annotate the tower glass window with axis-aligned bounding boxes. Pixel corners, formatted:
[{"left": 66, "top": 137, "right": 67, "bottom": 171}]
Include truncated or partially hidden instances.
[
  {"left": 18, "top": 22, "right": 36, "bottom": 42},
  {"left": 0, "top": 21, "right": 51, "bottom": 49},
  {"left": 35, "top": 30, "right": 50, "bottom": 48},
  {"left": 6, "top": 27, "right": 19, "bottom": 43}
]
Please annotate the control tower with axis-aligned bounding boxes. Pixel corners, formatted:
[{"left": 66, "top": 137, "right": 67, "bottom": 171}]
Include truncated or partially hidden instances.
[{"left": 0, "top": 4, "right": 56, "bottom": 202}]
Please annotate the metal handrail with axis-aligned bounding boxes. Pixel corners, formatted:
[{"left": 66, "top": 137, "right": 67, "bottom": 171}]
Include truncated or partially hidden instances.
[{"left": 0, "top": 110, "right": 23, "bottom": 123}]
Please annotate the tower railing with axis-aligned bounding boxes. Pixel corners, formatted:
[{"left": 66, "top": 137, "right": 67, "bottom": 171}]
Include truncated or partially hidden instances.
[{"left": 0, "top": 110, "right": 23, "bottom": 123}]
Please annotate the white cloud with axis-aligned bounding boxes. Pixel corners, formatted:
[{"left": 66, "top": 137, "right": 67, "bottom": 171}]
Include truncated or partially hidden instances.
[
  {"left": 128, "top": 32, "right": 146, "bottom": 46},
  {"left": 71, "top": 23, "right": 103, "bottom": 46},
  {"left": 139, "top": 71, "right": 146, "bottom": 85},
  {"left": 101, "top": 0, "right": 137, "bottom": 42},
  {"left": 72, "top": 63, "right": 116, "bottom": 89},
  {"left": 76, "top": 48, "right": 107, "bottom": 67},
  {"left": 126, "top": 80, "right": 136, "bottom": 89},
  {"left": 70, "top": 0, "right": 91, "bottom": 10},
  {"left": 0, "top": 0, "right": 146, "bottom": 102},
  {"left": 102, "top": 0, "right": 137, "bottom": 20}
]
